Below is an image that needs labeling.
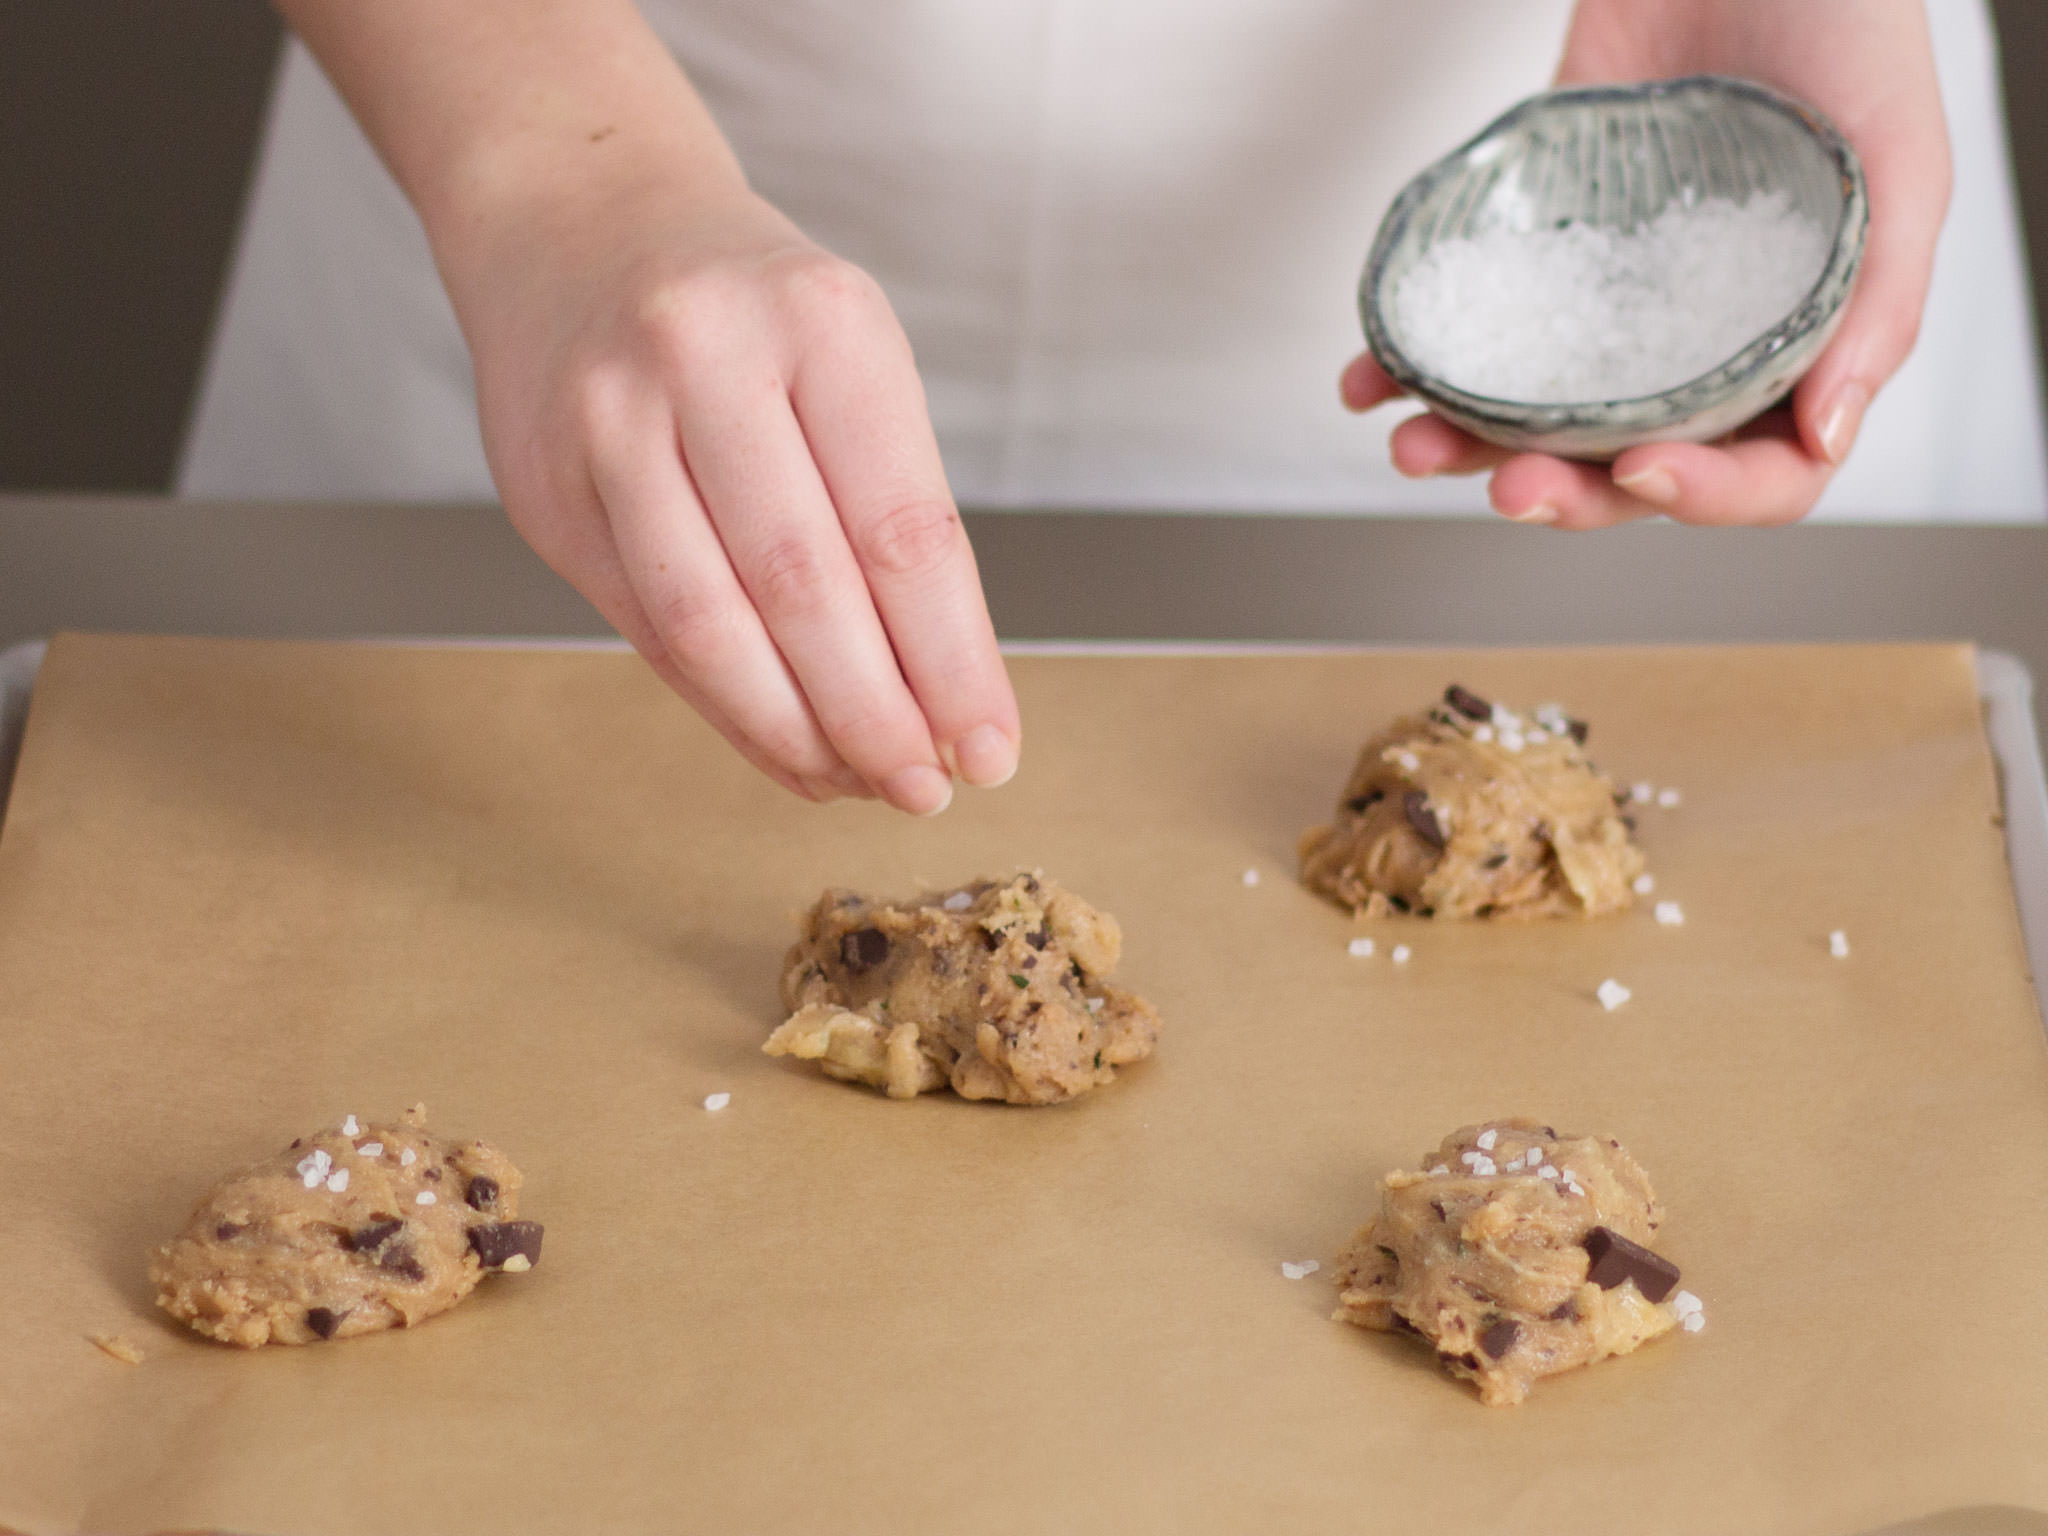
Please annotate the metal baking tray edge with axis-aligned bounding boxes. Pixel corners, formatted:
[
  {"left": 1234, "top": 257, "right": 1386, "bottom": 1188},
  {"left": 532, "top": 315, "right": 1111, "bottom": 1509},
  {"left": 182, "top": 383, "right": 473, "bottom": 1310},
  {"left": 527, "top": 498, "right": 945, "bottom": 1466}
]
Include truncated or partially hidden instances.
[{"left": 4, "top": 637, "right": 2043, "bottom": 1015}]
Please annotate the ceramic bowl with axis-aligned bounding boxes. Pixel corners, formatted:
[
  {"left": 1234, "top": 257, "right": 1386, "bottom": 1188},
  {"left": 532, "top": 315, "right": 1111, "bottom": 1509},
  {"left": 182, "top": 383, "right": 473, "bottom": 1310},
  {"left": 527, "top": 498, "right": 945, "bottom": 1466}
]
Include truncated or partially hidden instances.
[{"left": 1360, "top": 75, "right": 1867, "bottom": 461}]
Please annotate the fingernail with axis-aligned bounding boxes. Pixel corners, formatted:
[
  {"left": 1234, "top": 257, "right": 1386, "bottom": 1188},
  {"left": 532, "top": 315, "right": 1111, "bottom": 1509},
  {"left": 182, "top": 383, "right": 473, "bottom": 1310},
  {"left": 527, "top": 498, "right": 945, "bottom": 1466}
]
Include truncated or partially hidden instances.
[
  {"left": 954, "top": 724, "right": 1018, "bottom": 788},
  {"left": 1614, "top": 466, "right": 1678, "bottom": 505},
  {"left": 1509, "top": 503, "right": 1558, "bottom": 525},
  {"left": 881, "top": 764, "right": 953, "bottom": 817},
  {"left": 1819, "top": 383, "right": 1869, "bottom": 465}
]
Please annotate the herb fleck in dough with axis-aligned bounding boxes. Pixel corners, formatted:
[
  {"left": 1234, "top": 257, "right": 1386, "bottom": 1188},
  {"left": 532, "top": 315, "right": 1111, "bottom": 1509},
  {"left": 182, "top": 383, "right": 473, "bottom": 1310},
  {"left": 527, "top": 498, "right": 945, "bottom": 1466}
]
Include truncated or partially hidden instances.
[
  {"left": 1334, "top": 1119, "right": 1689, "bottom": 1406},
  {"left": 1299, "top": 686, "right": 1643, "bottom": 919},
  {"left": 150, "top": 1106, "right": 542, "bottom": 1347},
  {"left": 765, "top": 872, "right": 1160, "bottom": 1103}
]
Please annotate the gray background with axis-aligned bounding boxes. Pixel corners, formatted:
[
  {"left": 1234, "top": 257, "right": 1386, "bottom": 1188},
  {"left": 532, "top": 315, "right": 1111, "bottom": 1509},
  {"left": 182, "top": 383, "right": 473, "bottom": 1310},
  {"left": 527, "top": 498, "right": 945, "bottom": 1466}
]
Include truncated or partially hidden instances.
[{"left": 3, "top": 1, "right": 2047, "bottom": 496}]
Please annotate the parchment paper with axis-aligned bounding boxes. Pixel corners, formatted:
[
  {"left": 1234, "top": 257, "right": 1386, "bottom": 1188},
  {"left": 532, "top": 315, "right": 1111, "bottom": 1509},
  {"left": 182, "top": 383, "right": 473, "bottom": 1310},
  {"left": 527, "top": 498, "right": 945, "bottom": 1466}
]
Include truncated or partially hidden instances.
[{"left": 3, "top": 633, "right": 2046, "bottom": 1536}]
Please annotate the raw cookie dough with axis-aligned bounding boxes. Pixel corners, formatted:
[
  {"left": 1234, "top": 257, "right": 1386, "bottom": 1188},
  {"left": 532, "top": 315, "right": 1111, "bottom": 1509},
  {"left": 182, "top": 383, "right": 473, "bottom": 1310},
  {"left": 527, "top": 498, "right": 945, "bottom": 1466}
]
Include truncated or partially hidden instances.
[
  {"left": 1334, "top": 1118, "right": 1689, "bottom": 1406},
  {"left": 1299, "top": 685, "right": 1643, "bottom": 919},
  {"left": 764, "top": 872, "right": 1160, "bottom": 1104},
  {"left": 150, "top": 1106, "right": 543, "bottom": 1347}
]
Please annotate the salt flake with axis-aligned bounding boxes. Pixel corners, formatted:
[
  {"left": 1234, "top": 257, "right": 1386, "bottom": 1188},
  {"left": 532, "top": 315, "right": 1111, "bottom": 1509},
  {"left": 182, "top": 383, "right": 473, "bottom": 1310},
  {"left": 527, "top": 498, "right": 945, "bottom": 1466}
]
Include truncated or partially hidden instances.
[
  {"left": 1475, "top": 1129, "right": 1498, "bottom": 1151},
  {"left": 1597, "top": 978, "right": 1632, "bottom": 1011},
  {"left": 326, "top": 1168, "right": 350, "bottom": 1194},
  {"left": 1391, "top": 944, "right": 1412, "bottom": 965},
  {"left": 1655, "top": 901, "right": 1684, "bottom": 927},
  {"left": 1347, "top": 937, "right": 1375, "bottom": 958},
  {"left": 340, "top": 1114, "right": 360, "bottom": 1138},
  {"left": 1657, "top": 787, "right": 1682, "bottom": 808},
  {"left": 1829, "top": 929, "right": 1851, "bottom": 958},
  {"left": 1633, "top": 873, "right": 1655, "bottom": 895},
  {"left": 1280, "top": 1260, "right": 1321, "bottom": 1281},
  {"left": 415, "top": 1191, "right": 437, "bottom": 1206},
  {"left": 703, "top": 1092, "right": 732, "bottom": 1113},
  {"left": 1242, "top": 868, "right": 1261, "bottom": 887},
  {"left": 399, "top": 1147, "right": 417, "bottom": 1167}
]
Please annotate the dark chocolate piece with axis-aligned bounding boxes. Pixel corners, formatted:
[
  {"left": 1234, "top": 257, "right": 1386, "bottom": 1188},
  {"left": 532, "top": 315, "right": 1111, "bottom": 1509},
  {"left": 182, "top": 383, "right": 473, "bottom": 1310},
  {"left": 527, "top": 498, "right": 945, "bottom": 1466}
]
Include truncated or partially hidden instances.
[
  {"left": 1346, "top": 788, "right": 1385, "bottom": 815},
  {"left": 1479, "top": 1318, "right": 1522, "bottom": 1360},
  {"left": 346, "top": 1218, "right": 404, "bottom": 1253},
  {"left": 380, "top": 1245, "right": 426, "bottom": 1283},
  {"left": 1445, "top": 684, "right": 1492, "bottom": 721},
  {"left": 1567, "top": 718, "right": 1590, "bottom": 745},
  {"left": 1026, "top": 925, "right": 1051, "bottom": 950},
  {"left": 214, "top": 1221, "right": 244, "bottom": 1241},
  {"left": 1548, "top": 1298, "right": 1579, "bottom": 1322},
  {"left": 1403, "top": 790, "right": 1445, "bottom": 849},
  {"left": 305, "top": 1306, "right": 345, "bottom": 1339},
  {"left": 468, "top": 1220, "right": 545, "bottom": 1270},
  {"left": 1582, "top": 1226, "right": 1680, "bottom": 1303},
  {"left": 465, "top": 1175, "right": 500, "bottom": 1212},
  {"left": 840, "top": 926, "right": 890, "bottom": 972}
]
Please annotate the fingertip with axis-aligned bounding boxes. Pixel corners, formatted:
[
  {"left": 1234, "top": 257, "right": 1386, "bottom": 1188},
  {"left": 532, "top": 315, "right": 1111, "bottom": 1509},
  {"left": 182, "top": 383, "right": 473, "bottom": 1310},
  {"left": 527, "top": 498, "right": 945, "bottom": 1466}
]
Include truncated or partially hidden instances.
[
  {"left": 950, "top": 722, "right": 1019, "bottom": 789},
  {"left": 880, "top": 763, "right": 954, "bottom": 817},
  {"left": 1340, "top": 353, "right": 1403, "bottom": 413},
  {"left": 1815, "top": 381, "right": 1871, "bottom": 466}
]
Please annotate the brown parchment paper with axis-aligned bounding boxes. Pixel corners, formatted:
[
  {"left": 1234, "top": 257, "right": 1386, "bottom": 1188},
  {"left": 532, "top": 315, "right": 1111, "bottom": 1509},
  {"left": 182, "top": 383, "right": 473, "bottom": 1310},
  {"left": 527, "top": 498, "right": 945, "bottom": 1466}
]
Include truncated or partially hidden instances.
[{"left": 3, "top": 633, "right": 2047, "bottom": 1536}]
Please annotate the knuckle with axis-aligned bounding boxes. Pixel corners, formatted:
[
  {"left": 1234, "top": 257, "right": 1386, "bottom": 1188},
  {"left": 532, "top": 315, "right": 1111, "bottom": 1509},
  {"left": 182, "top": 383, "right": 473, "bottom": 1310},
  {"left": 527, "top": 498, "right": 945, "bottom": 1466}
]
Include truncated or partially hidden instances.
[
  {"left": 744, "top": 532, "right": 834, "bottom": 618},
  {"left": 851, "top": 498, "right": 965, "bottom": 582},
  {"left": 774, "top": 251, "right": 886, "bottom": 330},
  {"left": 647, "top": 589, "right": 748, "bottom": 675},
  {"left": 632, "top": 268, "right": 750, "bottom": 367}
]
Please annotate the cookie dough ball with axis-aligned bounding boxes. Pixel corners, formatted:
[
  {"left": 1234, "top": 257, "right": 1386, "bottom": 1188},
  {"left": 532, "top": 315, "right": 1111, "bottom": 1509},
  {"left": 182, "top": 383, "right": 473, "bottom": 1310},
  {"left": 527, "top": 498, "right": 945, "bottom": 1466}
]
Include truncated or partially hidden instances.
[
  {"left": 764, "top": 872, "right": 1160, "bottom": 1104},
  {"left": 150, "top": 1106, "right": 543, "bottom": 1347},
  {"left": 1299, "top": 685, "right": 1642, "bottom": 919},
  {"left": 1334, "top": 1118, "right": 1690, "bottom": 1406}
]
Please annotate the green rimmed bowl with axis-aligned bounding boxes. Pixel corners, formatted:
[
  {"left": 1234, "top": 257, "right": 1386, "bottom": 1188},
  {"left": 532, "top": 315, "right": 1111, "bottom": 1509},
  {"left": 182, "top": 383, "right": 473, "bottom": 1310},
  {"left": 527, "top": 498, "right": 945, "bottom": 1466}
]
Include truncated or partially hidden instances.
[{"left": 1360, "top": 75, "right": 1867, "bottom": 461}]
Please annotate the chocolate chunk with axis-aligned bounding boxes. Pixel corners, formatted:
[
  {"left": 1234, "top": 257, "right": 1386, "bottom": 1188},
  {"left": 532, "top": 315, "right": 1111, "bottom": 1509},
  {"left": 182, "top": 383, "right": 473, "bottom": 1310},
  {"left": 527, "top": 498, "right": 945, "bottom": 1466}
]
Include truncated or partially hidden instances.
[
  {"left": 468, "top": 1220, "right": 545, "bottom": 1270},
  {"left": 1620, "top": 813, "right": 1637, "bottom": 833},
  {"left": 1444, "top": 684, "right": 1492, "bottom": 721},
  {"left": 1403, "top": 790, "right": 1445, "bottom": 849},
  {"left": 1346, "top": 788, "right": 1385, "bottom": 815},
  {"left": 1474, "top": 903, "right": 1496, "bottom": 918},
  {"left": 380, "top": 1246, "right": 426, "bottom": 1283},
  {"left": 1582, "top": 1226, "right": 1680, "bottom": 1303},
  {"left": 214, "top": 1222, "right": 244, "bottom": 1241},
  {"left": 465, "top": 1175, "right": 500, "bottom": 1212},
  {"left": 1429, "top": 1199, "right": 1447, "bottom": 1221},
  {"left": 1567, "top": 718, "right": 1590, "bottom": 745},
  {"left": 423, "top": 1167, "right": 441, "bottom": 1181},
  {"left": 1548, "top": 1298, "right": 1579, "bottom": 1322},
  {"left": 1390, "top": 1313, "right": 1420, "bottom": 1335},
  {"left": 1389, "top": 894, "right": 1410, "bottom": 913},
  {"left": 840, "top": 927, "right": 890, "bottom": 972},
  {"left": 1479, "top": 1318, "right": 1522, "bottom": 1359},
  {"left": 979, "top": 928, "right": 1001, "bottom": 952},
  {"left": 1026, "top": 925, "right": 1051, "bottom": 950},
  {"left": 1482, "top": 852, "right": 1508, "bottom": 869},
  {"left": 346, "top": 1218, "right": 404, "bottom": 1253},
  {"left": 1449, "top": 1351, "right": 1482, "bottom": 1371},
  {"left": 1020, "top": 954, "right": 1036, "bottom": 970},
  {"left": 305, "top": 1307, "right": 345, "bottom": 1340}
]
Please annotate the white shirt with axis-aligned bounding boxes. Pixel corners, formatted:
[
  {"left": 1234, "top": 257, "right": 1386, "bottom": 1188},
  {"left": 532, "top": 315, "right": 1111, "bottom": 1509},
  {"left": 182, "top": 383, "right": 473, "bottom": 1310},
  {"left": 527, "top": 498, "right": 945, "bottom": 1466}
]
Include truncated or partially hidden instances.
[{"left": 181, "top": 0, "right": 2046, "bottom": 520}]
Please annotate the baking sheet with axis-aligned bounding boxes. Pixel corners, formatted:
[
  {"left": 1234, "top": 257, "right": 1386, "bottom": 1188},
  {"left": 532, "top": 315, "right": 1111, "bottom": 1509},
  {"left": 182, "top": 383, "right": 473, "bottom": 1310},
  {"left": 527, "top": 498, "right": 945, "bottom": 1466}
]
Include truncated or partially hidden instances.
[{"left": 4, "top": 634, "right": 2048, "bottom": 1536}]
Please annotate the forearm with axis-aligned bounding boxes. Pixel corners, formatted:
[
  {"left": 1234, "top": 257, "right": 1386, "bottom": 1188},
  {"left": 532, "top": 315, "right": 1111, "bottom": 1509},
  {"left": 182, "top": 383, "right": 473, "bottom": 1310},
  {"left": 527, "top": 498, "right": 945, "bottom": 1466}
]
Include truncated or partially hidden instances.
[{"left": 272, "top": 0, "right": 747, "bottom": 284}]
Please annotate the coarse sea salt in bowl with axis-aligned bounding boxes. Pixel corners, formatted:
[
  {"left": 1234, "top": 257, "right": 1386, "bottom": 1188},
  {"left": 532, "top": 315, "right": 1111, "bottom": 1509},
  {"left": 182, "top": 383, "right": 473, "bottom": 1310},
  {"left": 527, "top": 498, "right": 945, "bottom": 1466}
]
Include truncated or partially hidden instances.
[{"left": 1361, "top": 75, "right": 1867, "bottom": 461}]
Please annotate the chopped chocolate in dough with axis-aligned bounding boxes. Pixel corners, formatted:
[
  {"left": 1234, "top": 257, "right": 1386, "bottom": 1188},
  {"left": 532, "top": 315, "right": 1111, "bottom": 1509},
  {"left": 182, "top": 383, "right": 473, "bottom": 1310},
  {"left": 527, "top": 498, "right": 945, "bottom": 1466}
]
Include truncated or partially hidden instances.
[
  {"left": 764, "top": 872, "right": 1160, "bottom": 1103},
  {"left": 150, "top": 1106, "right": 541, "bottom": 1347},
  {"left": 1299, "top": 686, "right": 1643, "bottom": 919},
  {"left": 1333, "top": 1118, "right": 1692, "bottom": 1406}
]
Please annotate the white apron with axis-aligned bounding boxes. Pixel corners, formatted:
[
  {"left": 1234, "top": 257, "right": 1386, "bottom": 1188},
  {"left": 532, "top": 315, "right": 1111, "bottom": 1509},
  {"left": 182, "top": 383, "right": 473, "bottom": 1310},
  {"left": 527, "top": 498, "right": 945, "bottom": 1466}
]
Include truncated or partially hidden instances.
[{"left": 180, "top": 0, "right": 2047, "bottom": 521}]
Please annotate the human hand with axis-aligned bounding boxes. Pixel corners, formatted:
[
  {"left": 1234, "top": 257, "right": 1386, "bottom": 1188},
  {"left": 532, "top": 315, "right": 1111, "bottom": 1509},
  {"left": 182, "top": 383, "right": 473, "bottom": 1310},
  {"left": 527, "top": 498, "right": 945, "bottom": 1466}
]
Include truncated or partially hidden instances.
[
  {"left": 1339, "top": 0, "right": 1951, "bottom": 529},
  {"left": 452, "top": 161, "right": 1016, "bottom": 813}
]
